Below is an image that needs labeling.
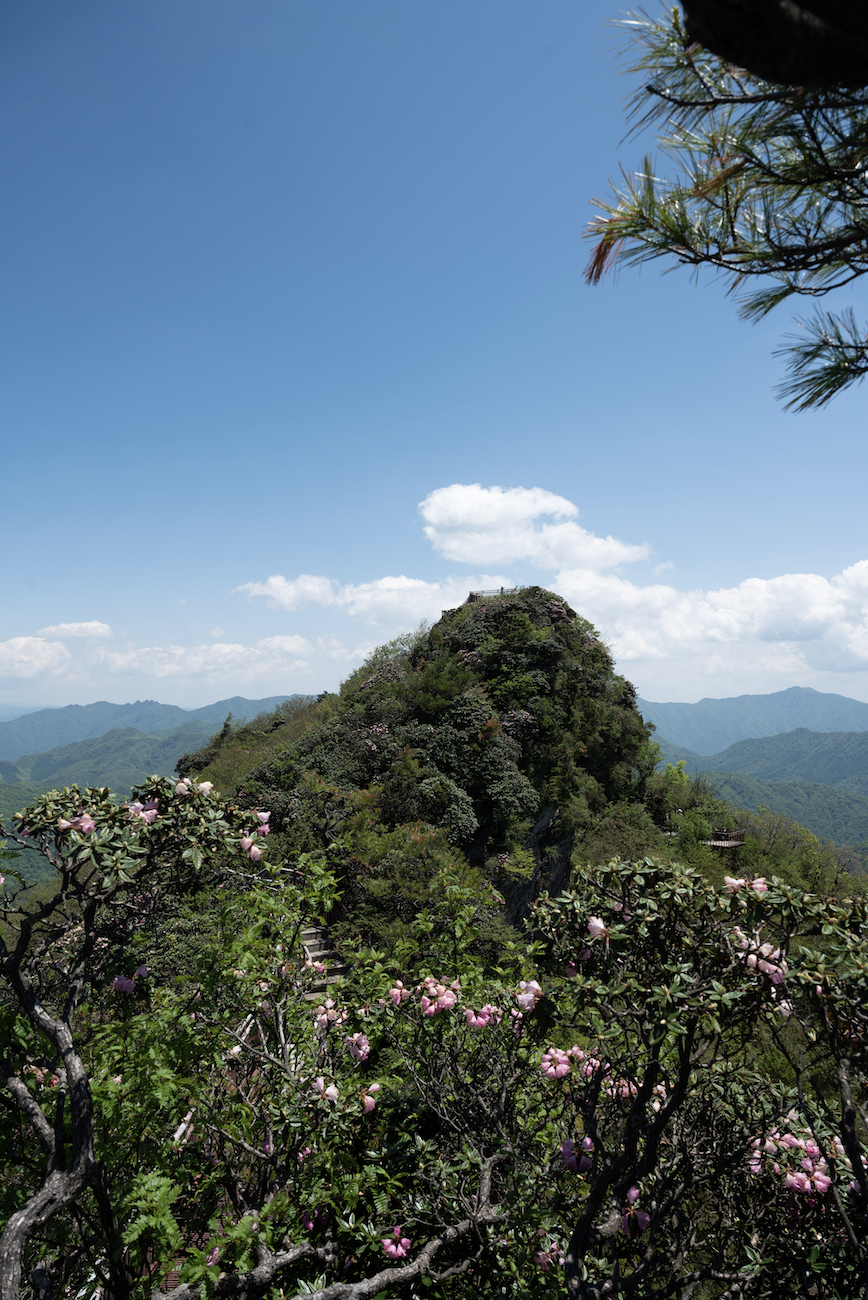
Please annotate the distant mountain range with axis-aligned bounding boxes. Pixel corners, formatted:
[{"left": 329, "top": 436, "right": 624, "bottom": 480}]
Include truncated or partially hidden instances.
[
  {"left": 0, "top": 696, "right": 293, "bottom": 763},
  {"left": 0, "top": 696, "right": 295, "bottom": 852},
  {"left": 637, "top": 686, "right": 868, "bottom": 755},
  {"left": 0, "top": 703, "right": 50, "bottom": 724}
]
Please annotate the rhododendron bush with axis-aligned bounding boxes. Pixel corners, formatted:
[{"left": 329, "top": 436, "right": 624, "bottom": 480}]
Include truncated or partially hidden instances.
[{"left": 1, "top": 786, "right": 866, "bottom": 1299}]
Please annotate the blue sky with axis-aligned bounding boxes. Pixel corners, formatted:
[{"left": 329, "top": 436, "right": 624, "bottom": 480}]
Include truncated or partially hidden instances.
[{"left": 4, "top": 0, "right": 868, "bottom": 709}]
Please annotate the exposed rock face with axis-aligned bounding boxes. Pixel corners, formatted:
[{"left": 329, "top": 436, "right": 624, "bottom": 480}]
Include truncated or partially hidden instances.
[{"left": 682, "top": 0, "right": 868, "bottom": 86}]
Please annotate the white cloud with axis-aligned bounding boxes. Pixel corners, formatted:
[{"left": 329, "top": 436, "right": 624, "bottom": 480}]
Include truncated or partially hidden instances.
[
  {"left": 94, "top": 635, "right": 312, "bottom": 681},
  {"left": 0, "top": 637, "right": 71, "bottom": 680},
  {"left": 232, "top": 574, "right": 337, "bottom": 611},
  {"left": 334, "top": 574, "right": 513, "bottom": 626},
  {"left": 553, "top": 560, "right": 868, "bottom": 693},
  {"left": 235, "top": 569, "right": 514, "bottom": 628},
  {"left": 419, "top": 484, "right": 649, "bottom": 569},
  {"left": 209, "top": 627, "right": 226, "bottom": 638},
  {"left": 36, "top": 620, "right": 112, "bottom": 639}
]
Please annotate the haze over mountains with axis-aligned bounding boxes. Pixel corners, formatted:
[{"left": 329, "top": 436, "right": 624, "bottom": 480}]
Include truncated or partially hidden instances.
[
  {"left": 0, "top": 697, "right": 293, "bottom": 763},
  {"left": 636, "top": 686, "right": 868, "bottom": 755}
]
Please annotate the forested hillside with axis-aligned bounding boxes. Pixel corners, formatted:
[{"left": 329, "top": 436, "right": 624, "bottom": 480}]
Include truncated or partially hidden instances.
[
  {"left": 638, "top": 684, "right": 868, "bottom": 753},
  {"left": 225, "top": 587, "right": 655, "bottom": 929},
  {"left": 655, "top": 730, "right": 868, "bottom": 850},
  {"left": 0, "top": 720, "right": 216, "bottom": 795},
  {"left": 698, "top": 727, "right": 868, "bottom": 795}
]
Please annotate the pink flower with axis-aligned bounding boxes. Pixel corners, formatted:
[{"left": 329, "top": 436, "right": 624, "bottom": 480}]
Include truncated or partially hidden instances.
[
  {"left": 388, "top": 981, "right": 410, "bottom": 1006},
  {"left": 57, "top": 818, "right": 72, "bottom": 830},
  {"left": 197, "top": 782, "right": 213, "bottom": 794},
  {"left": 561, "top": 1140, "right": 578, "bottom": 1172},
  {"left": 175, "top": 781, "right": 189, "bottom": 795},
  {"left": 361, "top": 1082, "right": 381, "bottom": 1112},
  {"left": 313, "top": 1076, "right": 339, "bottom": 1102},
  {"left": 346, "top": 1032, "right": 371, "bottom": 1062},
  {"left": 206, "top": 1247, "right": 220, "bottom": 1266},
  {"left": 240, "top": 836, "right": 254, "bottom": 852},
  {"left": 113, "top": 975, "right": 135, "bottom": 994},
  {"left": 750, "top": 877, "right": 768, "bottom": 893},
  {"left": 256, "top": 810, "right": 270, "bottom": 824},
  {"left": 724, "top": 876, "right": 745, "bottom": 893},
  {"left": 78, "top": 815, "right": 96, "bottom": 834},
  {"left": 516, "top": 979, "right": 542, "bottom": 1012},
  {"left": 382, "top": 1228, "right": 411, "bottom": 1259},
  {"left": 134, "top": 965, "right": 148, "bottom": 978},
  {"left": 587, "top": 917, "right": 607, "bottom": 939},
  {"left": 635, "top": 1211, "right": 650, "bottom": 1231},
  {"left": 464, "top": 1008, "right": 487, "bottom": 1027},
  {"left": 813, "top": 1171, "right": 832, "bottom": 1194},
  {"left": 298, "top": 1146, "right": 312, "bottom": 1163},
  {"left": 626, "top": 1186, "right": 640, "bottom": 1205},
  {"left": 541, "top": 1048, "right": 571, "bottom": 1079},
  {"left": 249, "top": 846, "right": 262, "bottom": 862}
]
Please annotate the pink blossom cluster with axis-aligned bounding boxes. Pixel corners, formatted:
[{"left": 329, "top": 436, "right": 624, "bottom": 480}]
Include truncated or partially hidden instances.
[
  {"left": 418, "top": 976, "right": 460, "bottom": 1016},
  {"left": 361, "top": 1083, "right": 381, "bottom": 1113},
  {"left": 239, "top": 812, "right": 270, "bottom": 862},
  {"left": 463, "top": 1002, "right": 503, "bottom": 1028},
  {"left": 314, "top": 998, "right": 347, "bottom": 1031},
  {"left": 540, "top": 1044, "right": 606, "bottom": 1081},
  {"left": 732, "top": 927, "right": 789, "bottom": 985},
  {"left": 127, "top": 799, "right": 159, "bottom": 825},
  {"left": 749, "top": 1113, "right": 863, "bottom": 1197},
  {"left": 725, "top": 875, "right": 768, "bottom": 894},
  {"left": 174, "top": 780, "right": 213, "bottom": 795},
  {"left": 541, "top": 1047, "right": 644, "bottom": 1101},
  {"left": 313, "top": 1076, "right": 339, "bottom": 1103},
  {"left": 24, "top": 1064, "right": 60, "bottom": 1088},
  {"left": 621, "top": 1186, "right": 650, "bottom": 1234},
  {"left": 534, "top": 1233, "right": 565, "bottom": 1272},
  {"left": 57, "top": 813, "right": 96, "bottom": 834},
  {"left": 304, "top": 958, "right": 326, "bottom": 975},
  {"left": 345, "top": 1032, "right": 370, "bottom": 1061},
  {"left": 516, "top": 979, "right": 542, "bottom": 1012},
  {"left": 561, "top": 1136, "right": 593, "bottom": 1173},
  {"left": 388, "top": 980, "right": 410, "bottom": 1006},
  {"left": 381, "top": 1226, "right": 411, "bottom": 1259},
  {"left": 112, "top": 965, "right": 148, "bottom": 995}
]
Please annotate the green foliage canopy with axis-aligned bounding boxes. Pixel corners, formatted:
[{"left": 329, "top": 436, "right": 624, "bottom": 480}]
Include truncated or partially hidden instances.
[{"left": 1, "top": 781, "right": 867, "bottom": 1298}]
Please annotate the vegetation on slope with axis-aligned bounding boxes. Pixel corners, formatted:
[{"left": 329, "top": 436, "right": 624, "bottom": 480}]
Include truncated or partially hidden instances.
[{"left": 232, "top": 589, "right": 654, "bottom": 933}]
